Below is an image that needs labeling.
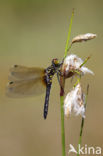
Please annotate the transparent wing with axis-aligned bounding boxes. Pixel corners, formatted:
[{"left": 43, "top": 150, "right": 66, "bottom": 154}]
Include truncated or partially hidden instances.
[
  {"left": 6, "top": 77, "right": 46, "bottom": 98},
  {"left": 9, "top": 65, "right": 45, "bottom": 81}
]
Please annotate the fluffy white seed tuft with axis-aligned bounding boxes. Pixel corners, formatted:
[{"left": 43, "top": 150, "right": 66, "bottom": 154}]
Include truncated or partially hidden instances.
[
  {"left": 62, "top": 54, "right": 94, "bottom": 78},
  {"left": 64, "top": 83, "right": 86, "bottom": 118}
]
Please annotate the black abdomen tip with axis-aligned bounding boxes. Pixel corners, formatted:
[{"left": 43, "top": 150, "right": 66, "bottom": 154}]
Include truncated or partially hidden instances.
[{"left": 44, "top": 111, "right": 47, "bottom": 119}]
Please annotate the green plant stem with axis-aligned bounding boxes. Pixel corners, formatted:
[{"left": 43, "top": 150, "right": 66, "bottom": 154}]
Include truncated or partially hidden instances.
[
  {"left": 67, "top": 43, "right": 72, "bottom": 52},
  {"left": 73, "top": 77, "right": 81, "bottom": 88},
  {"left": 64, "top": 10, "right": 74, "bottom": 59},
  {"left": 60, "top": 9, "right": 74, "bottom": 156},
  {"left": 80, "top": 56, "right": 91, "bottom": 68},
  {"left": 77, "top": 118, "right": 85, "bottom": 156},
  {"left": 77, "top": 85, "right": 89, "bottom": 156},
  {"left": 60, "top": 77, "right": 65, "bottom": 156},
  {"left": 60, "top": 95, "right": 66, "bottom": 156}
]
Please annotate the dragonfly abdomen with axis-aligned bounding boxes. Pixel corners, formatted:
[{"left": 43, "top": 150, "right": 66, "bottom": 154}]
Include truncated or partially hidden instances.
[{"left": 44, "top": 84, "right": 51, "bottom": 119}]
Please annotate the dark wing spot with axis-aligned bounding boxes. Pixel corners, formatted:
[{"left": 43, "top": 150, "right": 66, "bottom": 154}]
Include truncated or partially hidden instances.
[
  {"left": 9, "top": 81, "right": 14, "bottom": 84},
  {"left": 14, "top": 65, "right": 18, "bottom": 68}
]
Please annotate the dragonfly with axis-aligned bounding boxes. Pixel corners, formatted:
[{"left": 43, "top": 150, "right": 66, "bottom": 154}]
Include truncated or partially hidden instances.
[{"left": 6, "top": 59, "right": 62, "bottom": 119}]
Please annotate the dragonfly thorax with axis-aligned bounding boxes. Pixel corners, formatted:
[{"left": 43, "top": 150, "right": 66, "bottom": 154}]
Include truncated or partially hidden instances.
[{"left": 44, "top": 59, "right": 60, "bottom": 86}]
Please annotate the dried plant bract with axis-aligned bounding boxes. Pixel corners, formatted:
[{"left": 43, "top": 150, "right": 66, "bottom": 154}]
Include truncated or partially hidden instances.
[{"left": 72, "top": 33, "right": 97, "bottom": 43}]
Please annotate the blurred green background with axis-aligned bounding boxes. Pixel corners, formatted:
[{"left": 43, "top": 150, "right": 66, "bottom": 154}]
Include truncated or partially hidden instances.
[{"left": 0, "top": 0, "right": 103, "bottom": 156}]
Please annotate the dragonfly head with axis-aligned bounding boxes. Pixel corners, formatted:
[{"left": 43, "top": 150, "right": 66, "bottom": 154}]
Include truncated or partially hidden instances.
[{"left": 52, "top": 58, "right": 60, "bottom": 67}]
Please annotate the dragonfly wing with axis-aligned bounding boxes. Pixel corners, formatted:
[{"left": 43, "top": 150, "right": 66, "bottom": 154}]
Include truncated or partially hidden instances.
[
  {"left": 9, "top": 65, "right": 45, "bottom": 81},
  {"left": 6, "top": 77, "right": 46, "bottom": 98}
]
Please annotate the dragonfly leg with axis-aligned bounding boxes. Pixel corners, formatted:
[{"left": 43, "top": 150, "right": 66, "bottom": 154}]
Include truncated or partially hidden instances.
[
  {"left": 57, "top": 72, "right": 60, "bottom": 86},
  {"left": 56, "top": 72, "right": 64, "bottom": 91}
]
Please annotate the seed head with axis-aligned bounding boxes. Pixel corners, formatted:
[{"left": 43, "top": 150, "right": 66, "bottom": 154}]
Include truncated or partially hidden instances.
[
  {"left": 72, "top": 33, "right": 97, "bottom": 43},
  {"left": 64, "top": 83, "right": 86, "bottom": 118},
  {"left": 62, "top": 54, "right": 94, "bottom": 78}
]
